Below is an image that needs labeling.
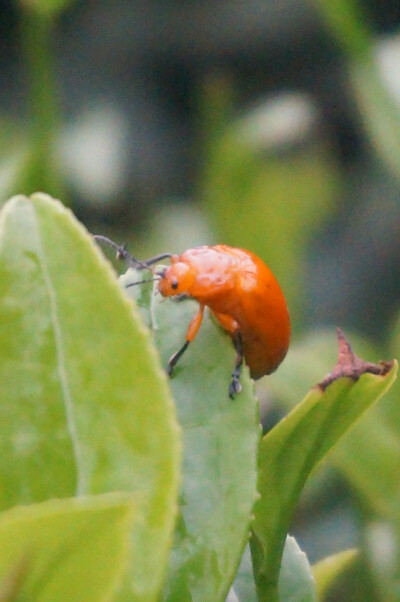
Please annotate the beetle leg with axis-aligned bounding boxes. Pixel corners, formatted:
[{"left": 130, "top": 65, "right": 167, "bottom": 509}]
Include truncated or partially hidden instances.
[
  {"left": 166, "top": 341, "right": 189, "bottom": 376},
  {"left": 229, "top": 331, "right": 243, "bottom": 399},
  {"left": 213, "top": 312, "right": 239, "bottom": 333},
  {"left": 167, "top": 305, "right": 205, "bottom": 376}
]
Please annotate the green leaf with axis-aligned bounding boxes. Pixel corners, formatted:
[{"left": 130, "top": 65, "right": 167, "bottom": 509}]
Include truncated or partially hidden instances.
[
  {"left": 266, "top": 331, "right": 400, "bottom": 517},
  {"left": 251, "top": 334, "right": 397, "bottom": 602},
  {"left": 0, "top": 194, "right": 181, "bottom": 602},
  {"left": 312, "top": 548, "right": 358, "bottom": 600},
  {"left": 278, "top": 536, "right": 316, "bottom": 602},
  {"left": 123, "top": 270, "right": 260, "bottom": 601},
  {"left": 0, "top": 493, "right": 134, "bottom": 602}
]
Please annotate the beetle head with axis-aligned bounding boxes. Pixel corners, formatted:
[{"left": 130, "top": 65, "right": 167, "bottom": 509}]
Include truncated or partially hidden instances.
[{"left": 157, "top": 261, "right": 195, "bottom": 297}]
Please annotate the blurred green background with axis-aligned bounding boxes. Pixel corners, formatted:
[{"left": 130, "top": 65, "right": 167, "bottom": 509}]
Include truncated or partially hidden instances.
[{"left": 1, "top": 0, "right": 400, "bottom": 599}]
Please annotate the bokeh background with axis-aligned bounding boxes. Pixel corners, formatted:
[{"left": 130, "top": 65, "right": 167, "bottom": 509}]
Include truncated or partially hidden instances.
[{"left": 1, "top": 1, "right": 400, "bottom": 600}]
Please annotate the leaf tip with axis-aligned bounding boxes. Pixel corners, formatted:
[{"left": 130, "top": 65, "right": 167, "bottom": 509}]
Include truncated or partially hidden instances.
[{"left": 317, "top": 328, "right": 394, "bottom": 391}]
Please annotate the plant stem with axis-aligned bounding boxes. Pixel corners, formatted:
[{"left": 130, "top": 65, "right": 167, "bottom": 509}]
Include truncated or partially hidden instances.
[{"left": 19, "top": 6, "right": 63, "bottom": 196}]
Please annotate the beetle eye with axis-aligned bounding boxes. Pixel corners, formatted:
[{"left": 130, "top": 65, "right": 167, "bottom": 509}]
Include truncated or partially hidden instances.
[{"left": 171, "top": 278, "right": 178, "bottom": 290}]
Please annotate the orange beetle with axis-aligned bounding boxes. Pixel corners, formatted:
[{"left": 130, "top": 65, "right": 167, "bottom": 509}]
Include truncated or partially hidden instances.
[{"left": 95, "top": 237, "right": 290, "bottom": 397}]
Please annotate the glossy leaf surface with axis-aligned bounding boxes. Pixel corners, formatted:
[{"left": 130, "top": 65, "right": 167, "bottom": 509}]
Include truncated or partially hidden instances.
[
  {"left": 0, "top": 194, "right": 181, "bottom": 602},
  {"left": 123, "top": 270, "right": 260, "bottom": 602}
]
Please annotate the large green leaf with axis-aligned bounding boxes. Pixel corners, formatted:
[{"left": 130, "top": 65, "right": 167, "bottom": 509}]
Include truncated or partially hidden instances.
[
  {"left": 0, "top": 493, "right": 134, "bottom": 602},
  {"left": 0, "top": 194, "right": 181, "bottom": 601},
  {"left": 123, "top": 270, "right": 260, "bottom": 601},
  {"left": 251, "top": 332, "right": 397, "bottom": 601}
]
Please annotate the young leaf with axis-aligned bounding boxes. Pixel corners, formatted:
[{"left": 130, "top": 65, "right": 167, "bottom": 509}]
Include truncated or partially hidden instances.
[
  {"left": 0, "top": 194, "right": 181, "bottom": 602},
  {"left": 266, "top": 330, "right": 400, "bottom": 517},
  {"left": 0, "top": 493, "right": 134, "bottom": 602},
  {"left": 251, "top": 331, "right": 397, "bottom": 602},
  {"left": 122, "top": 272, "right": 260, "bottom": 601}
]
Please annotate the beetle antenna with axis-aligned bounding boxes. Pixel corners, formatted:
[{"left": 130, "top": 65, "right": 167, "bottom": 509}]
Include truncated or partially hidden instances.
[
  {"left": 126, "top": 277, "right": 161, "bottom": 287},
  {"left": 94, "top": 235, "right": 152, "bottom": 271}
]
